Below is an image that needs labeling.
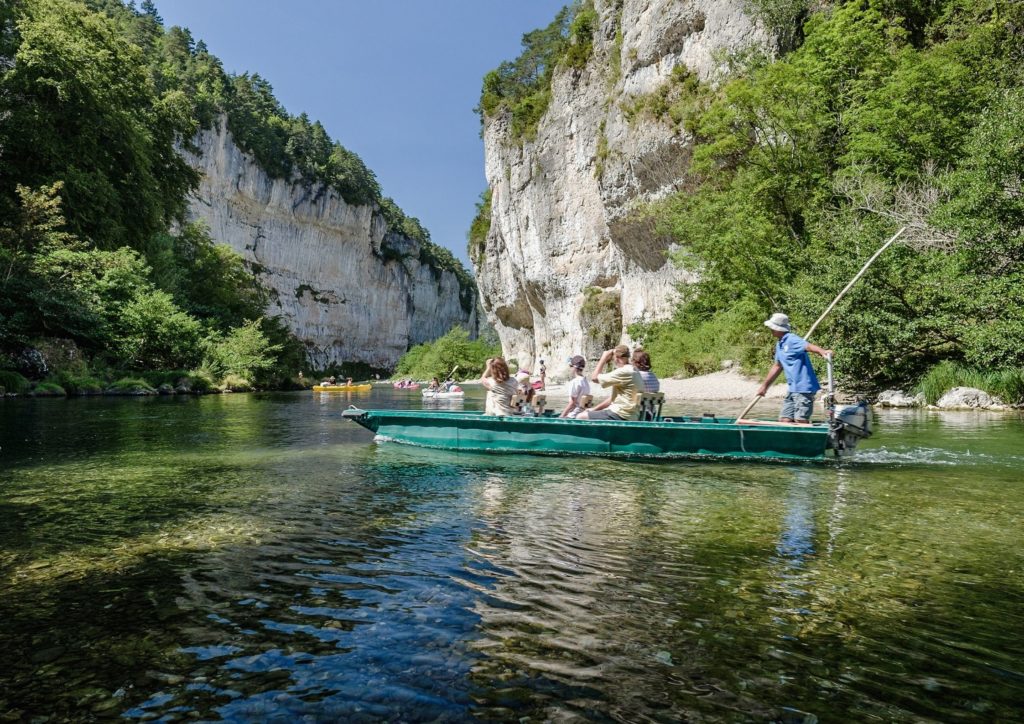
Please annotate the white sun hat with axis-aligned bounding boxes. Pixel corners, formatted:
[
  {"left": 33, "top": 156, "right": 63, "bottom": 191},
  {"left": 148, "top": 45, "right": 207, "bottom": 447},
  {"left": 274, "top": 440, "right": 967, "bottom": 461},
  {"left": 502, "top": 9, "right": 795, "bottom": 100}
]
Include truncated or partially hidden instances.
[{"left": 763, "top": 313, "right": 791, "bottom": 332}]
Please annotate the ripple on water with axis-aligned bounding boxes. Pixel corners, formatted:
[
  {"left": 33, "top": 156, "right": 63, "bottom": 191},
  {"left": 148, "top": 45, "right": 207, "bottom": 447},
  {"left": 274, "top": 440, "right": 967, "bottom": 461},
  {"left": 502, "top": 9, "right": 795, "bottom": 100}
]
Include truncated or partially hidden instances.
[{"left": 2, "top": 396, "right": 1023, "bottom": 721}]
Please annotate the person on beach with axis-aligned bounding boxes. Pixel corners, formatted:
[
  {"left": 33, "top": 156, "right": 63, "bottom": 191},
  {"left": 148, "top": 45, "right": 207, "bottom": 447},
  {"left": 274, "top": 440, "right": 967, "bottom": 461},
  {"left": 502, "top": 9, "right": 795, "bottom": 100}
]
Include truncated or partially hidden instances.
[
  {"left": 756, "top": 313, "right": 832, "bottom": 423},
  {"left": 559, "top": 355, "right": 591, "bottom": 418},
  {"left": 577, "top": 345, "right": 642, "bottom": 421},
  {"left": 481, "top": 357, "right": 517, "bottom": 416},
  {"left": 632, "top": 349, "right": 659, "bottom": 392}
]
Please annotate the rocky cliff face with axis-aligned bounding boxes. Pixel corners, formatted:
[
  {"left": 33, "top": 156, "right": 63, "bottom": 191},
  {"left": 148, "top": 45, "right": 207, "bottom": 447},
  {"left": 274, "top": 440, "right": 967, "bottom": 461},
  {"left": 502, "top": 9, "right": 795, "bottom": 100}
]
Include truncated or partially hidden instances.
[
  {"left": 475, "top": 0, "right": 769, "bottom": 374},
  {"left": 182, "top": 121, "right": 476, "bottom": 369}
]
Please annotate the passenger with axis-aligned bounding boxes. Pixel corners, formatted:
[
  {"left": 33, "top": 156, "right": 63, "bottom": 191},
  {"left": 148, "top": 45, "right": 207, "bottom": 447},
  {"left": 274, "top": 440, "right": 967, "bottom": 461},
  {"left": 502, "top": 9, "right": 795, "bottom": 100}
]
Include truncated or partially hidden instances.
[
  {"left": 632, "top": 350, "right": 659, "bottom": 392},
  {"left": 756, "top": 313, "right": 832, "bottom": 423},
  {"left": 515, "top": 370, "right": 535, "bottom": 404},
  {"left": 328, "top": 375, "right": 337, "bottom": 385},
  {"left": 577, "top": 345, "right": 642, "bottom": 421},
  {"left": 559, "top": 355, "right": 590, "bottom": 418},
  {"left": 345, "top": 377, "right": 353, "bottom": 386},
  {"left": 481, "top": 357, "right": 517, "bottom": 416},
  {"left": 429, "top": 377, "right": 440, "bottom": 391}
]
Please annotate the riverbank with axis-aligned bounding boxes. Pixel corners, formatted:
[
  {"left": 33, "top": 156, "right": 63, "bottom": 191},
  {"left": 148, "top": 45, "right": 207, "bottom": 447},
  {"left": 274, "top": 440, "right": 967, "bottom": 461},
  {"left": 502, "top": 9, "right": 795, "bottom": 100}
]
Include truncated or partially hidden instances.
[
  {"left": 463, "top": 369, "right": 1019, "bottom": 411},
  {"left": 528, "top": 370, "right": 787, "bottom": 403}
]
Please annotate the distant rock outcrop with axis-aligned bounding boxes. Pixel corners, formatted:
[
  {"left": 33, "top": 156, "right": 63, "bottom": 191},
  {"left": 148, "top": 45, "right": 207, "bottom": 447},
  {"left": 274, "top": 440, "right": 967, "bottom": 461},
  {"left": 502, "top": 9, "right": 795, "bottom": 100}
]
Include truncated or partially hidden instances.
[
  {"left": 475, "top": 0, "right": 770, "bottom": 369},
  {"left": 182, "top": 120, "right": 476, "bottom": 369}
]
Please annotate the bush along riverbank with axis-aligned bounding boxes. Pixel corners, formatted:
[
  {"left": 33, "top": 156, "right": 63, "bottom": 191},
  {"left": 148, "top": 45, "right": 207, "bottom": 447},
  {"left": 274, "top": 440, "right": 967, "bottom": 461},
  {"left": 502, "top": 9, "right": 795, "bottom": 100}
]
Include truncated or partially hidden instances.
[
  {"left": 0, "top": 336, "right": 399, "bottom": 398},
  {"left": 876, "top": 361, "right": 1024, "bottom": 410}
]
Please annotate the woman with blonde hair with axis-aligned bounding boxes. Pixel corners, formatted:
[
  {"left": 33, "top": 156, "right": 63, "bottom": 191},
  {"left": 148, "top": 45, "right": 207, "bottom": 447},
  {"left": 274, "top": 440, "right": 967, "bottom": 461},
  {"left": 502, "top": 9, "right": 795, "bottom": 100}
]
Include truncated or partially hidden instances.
[{"left": 481, "top": 357, "right": 517, "bottom": 416}]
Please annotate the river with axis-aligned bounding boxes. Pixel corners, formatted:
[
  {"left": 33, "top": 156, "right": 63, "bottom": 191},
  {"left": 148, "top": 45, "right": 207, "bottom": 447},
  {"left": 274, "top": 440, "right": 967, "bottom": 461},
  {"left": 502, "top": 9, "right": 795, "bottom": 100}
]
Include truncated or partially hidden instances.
[{"left": 1, "top": 389, "right": 1022, "bottom": 721}]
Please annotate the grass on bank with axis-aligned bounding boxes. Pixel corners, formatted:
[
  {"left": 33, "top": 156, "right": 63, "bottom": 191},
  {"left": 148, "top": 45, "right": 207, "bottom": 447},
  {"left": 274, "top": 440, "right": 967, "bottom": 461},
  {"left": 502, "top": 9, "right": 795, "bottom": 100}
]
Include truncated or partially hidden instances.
[{"left": 915, "top": 361, "right": 1024, "bottom": 405}]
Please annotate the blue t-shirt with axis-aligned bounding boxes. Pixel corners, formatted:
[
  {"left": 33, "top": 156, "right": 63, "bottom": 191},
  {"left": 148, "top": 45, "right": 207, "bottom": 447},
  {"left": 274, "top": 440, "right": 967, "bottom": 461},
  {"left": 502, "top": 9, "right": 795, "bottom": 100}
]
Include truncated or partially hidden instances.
[{"left": 775, "top": 332, "right": 820, "bottom": 394}]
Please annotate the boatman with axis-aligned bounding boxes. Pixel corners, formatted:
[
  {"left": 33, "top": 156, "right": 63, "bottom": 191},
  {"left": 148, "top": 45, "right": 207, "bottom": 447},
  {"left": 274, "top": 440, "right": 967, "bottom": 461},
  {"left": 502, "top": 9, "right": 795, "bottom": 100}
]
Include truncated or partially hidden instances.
[{"left": 756, "top": 313, "right": 832, "bottom": 424}]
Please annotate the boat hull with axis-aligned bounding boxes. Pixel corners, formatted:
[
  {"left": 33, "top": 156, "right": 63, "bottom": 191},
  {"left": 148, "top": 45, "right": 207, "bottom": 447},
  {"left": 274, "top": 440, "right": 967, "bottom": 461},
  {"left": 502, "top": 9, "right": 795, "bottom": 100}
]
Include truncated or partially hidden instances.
[
  {"left": 341, "top": 409, "right": 832, "bottom": 461},
  {"left": 313, "top": 384, "right": 372, "bottom": 392}
]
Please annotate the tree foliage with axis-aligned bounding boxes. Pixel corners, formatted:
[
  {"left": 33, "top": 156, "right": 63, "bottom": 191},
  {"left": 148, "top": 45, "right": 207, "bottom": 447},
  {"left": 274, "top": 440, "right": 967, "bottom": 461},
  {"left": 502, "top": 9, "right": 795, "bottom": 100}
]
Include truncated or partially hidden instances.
[
  {"left": 634, "top": 0, "right": 1024, "bottom": 392},
  {"left": 0, "top": 0, "right": 198, "bottom": 251},
  {"left": 477, "top": 1, "right": 598, "bottom": 140},
  {"left": 394, "top": 327, "right": 499, "bottom": 382},
  {"left": 1, "top": 0, "right": 474, "bottom": 384}
]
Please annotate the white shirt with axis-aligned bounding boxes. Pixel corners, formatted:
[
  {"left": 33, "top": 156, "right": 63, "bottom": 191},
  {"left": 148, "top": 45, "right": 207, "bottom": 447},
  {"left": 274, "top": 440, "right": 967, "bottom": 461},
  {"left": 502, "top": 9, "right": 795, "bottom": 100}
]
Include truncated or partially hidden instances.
[{"left": 567, "top": 376, "right": 591, "bottom": 417}]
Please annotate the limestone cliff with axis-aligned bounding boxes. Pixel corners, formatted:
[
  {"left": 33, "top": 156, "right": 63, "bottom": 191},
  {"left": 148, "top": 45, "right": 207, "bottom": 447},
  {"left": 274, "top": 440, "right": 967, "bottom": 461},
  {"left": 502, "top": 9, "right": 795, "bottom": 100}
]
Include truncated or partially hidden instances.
[
  {"left": 182, "top": 120, "right": 476, "bottom": 369},
  {"left": 475, "top": 0, "right": 769, "bottom": 374}
]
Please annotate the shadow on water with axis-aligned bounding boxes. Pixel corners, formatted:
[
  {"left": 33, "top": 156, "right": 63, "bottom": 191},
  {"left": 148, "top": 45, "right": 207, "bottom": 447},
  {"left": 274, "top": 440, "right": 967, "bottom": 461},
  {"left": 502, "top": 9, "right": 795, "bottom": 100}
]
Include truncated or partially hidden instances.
[{"left": 1, "top": 394, "right": 1023, "bottom": 720}]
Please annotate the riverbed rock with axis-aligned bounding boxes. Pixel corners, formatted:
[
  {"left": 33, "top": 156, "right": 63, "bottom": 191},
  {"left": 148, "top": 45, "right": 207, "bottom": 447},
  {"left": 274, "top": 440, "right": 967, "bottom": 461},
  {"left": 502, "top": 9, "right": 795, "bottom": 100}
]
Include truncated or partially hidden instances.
[
  {"left": 157, "top": 383, "right": 175, "bottom": 395},
  {"left": 475, "top": 1, "right": 772, "bottom": 368},
  {"left": 876, "top": 390, "right": 925, "bottom": 408},
  {"left": 934, "top": 387, "right": 1005, "bottom": 410}
]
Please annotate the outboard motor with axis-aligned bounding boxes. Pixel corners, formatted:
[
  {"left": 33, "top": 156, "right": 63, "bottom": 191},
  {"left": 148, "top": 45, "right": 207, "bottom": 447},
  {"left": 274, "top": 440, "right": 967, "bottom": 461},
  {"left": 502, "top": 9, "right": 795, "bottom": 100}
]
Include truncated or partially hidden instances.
[{"left": 828, "top": 401, "right": 873, "bottom": 456}]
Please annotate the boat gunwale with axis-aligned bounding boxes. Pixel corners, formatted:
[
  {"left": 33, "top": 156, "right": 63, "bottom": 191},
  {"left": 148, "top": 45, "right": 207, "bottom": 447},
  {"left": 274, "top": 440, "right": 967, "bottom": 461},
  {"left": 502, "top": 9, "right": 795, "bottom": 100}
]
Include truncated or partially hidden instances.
[{"left": 342, "top": 408, "right": 830, "bottom": 436}]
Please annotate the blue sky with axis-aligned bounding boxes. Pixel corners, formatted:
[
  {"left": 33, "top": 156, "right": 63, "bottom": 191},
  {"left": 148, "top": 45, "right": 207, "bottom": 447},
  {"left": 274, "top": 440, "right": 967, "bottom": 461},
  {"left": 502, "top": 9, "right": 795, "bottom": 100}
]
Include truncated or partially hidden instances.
[{"left": 155, "top": 0, "right": 567, "bottom": 266}]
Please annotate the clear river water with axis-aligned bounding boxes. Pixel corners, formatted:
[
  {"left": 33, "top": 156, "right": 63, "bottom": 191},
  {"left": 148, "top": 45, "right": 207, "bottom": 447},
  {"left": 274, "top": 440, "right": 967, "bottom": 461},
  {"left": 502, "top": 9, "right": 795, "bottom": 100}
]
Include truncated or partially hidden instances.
[{"left": 1, "top": 389, "right": 1022, "bottom": 722}]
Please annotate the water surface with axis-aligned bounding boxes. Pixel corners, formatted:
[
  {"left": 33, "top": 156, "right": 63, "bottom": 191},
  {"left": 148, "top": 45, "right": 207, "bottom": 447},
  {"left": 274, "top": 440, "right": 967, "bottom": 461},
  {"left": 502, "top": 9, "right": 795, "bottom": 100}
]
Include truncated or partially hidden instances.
[{"left": 1, "top": 389, "right": 1022, "bottom": 721}]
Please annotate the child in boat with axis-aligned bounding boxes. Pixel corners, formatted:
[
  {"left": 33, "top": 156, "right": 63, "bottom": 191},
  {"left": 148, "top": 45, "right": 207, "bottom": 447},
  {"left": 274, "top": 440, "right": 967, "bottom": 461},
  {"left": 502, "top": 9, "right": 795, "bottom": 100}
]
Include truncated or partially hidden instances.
[
  {"left": 559, "top": 355, "right": 590, "bottom": 418},
  {"left": 515, "top": 371, "right": 535, "bottom": 404},
  {"left": 481, "top": 358, "right": 517, "bottom": 416}
]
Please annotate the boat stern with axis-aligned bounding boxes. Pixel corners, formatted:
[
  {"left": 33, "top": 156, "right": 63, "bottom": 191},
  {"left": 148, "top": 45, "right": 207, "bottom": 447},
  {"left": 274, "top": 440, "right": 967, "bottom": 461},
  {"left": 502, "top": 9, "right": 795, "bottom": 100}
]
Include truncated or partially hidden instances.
[{"left": 827, "top": 401, "right": 873, "bottom": 456}]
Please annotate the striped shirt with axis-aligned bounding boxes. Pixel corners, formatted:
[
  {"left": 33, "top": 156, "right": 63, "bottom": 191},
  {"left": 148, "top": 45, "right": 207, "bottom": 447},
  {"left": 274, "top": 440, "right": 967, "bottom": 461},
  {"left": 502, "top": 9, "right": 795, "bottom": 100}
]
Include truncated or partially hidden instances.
[{"left": 638, "top": 370, "right": 660, "bottom": 393}]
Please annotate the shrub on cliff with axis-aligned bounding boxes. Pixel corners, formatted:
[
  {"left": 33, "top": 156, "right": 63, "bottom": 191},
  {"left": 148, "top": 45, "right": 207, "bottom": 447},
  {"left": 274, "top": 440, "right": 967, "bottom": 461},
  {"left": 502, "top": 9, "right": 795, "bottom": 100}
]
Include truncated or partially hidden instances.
[
  {"left": 477, "top": 1, "right": 597, "bottom": 141},
  {"left": 467, "top": 189, "right": 492, "bottom": 264}
]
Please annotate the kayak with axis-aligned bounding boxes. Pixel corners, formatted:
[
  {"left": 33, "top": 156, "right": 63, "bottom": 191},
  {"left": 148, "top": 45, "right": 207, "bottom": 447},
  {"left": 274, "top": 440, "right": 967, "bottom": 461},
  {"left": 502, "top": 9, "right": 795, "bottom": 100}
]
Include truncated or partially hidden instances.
[
  {"left": 421, "top": 389, "right": 464, "bottom": 399},
  {"left": 313, "top": 384, "right": 372, "bottom": 392},
  {"left": 340, "top": 403, "right": 873, "bottom": 461}
]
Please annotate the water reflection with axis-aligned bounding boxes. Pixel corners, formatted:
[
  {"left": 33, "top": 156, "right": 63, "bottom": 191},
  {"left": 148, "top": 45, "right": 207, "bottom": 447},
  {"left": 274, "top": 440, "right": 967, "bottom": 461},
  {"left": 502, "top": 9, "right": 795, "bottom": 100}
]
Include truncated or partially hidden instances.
[{"left": 1, "top": 394, "right": 1023, "bottom": 720}]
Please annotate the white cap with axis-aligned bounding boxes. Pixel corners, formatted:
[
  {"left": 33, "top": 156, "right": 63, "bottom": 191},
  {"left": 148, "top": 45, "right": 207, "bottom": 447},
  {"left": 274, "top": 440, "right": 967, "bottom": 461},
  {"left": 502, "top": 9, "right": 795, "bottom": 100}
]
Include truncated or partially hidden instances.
[{"left": 763, "top": 313, "right": 791, "bottom": 332}]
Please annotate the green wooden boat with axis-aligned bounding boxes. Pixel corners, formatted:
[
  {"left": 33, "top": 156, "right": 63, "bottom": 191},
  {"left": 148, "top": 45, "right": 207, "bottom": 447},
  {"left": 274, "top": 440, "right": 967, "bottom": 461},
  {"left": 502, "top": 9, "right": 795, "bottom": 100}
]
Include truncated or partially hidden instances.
[{"left": 341, "top": 404, "right": 872, "bottom": 461}]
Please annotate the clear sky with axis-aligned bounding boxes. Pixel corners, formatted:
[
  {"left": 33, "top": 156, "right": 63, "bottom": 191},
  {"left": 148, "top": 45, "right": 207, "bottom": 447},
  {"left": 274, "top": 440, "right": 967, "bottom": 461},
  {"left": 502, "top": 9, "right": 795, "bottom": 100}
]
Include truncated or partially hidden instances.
[{"left": 154, "top": 0, "right": 567, "bottom": 267}]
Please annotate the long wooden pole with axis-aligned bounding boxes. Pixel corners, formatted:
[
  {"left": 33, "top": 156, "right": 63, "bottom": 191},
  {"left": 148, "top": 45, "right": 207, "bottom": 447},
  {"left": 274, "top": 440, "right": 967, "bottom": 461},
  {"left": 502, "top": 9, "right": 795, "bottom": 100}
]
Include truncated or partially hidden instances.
[{"left": 736, "top": 226, "right": 907, "bottom": 422}]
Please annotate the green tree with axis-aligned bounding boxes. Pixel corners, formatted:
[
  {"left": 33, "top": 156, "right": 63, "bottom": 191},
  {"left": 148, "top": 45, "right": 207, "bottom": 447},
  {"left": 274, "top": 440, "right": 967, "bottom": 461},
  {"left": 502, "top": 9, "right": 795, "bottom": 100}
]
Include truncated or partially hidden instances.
[
  {"left": 634, "top": 0, "right": 1024, "bottom": 390},
  {"left": 0, "top": 0, "right": 198, "bottom": 250},
  {"left": 394, "top": 327, "right": 499, "bottom": 381},
  {"left": 112, "top": 289, "right": 204, "bottom": 370},
  {"left": 203, "top": 319, "right": 283, "bottom": 381}
]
